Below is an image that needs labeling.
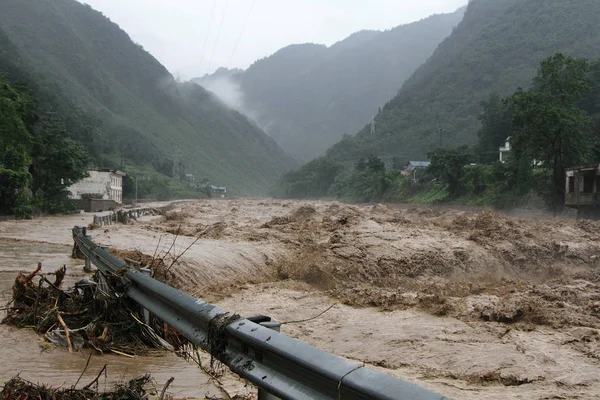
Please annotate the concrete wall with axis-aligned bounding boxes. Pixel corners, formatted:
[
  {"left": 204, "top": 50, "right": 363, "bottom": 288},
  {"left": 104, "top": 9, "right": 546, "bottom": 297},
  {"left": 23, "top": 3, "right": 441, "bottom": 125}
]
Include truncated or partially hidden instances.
[
  {"left": 69, "top": 171, "right": 123, "bottom": 203},
  {"left": 73, "top": 198, "right": 117, "bottom": 212}
]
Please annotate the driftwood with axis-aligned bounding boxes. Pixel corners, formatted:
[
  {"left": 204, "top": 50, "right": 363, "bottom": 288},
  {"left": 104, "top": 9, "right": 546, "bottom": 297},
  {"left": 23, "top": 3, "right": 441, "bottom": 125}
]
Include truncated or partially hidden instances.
[
  {"left": 2, "top": 264, "right": 188, "bottom": 356},
  {"left": 0, "top": 374, "right": 152, "bottom": 400}
]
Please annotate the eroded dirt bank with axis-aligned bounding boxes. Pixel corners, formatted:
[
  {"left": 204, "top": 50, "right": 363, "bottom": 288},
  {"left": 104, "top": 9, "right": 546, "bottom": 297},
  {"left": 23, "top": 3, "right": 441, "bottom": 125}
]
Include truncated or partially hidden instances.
[{"left": 2, "top": 199, "right": 600, "bottom": 399}]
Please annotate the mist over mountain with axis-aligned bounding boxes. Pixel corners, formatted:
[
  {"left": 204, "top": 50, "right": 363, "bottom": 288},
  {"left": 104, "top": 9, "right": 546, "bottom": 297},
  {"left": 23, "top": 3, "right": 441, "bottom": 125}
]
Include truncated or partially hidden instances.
[
  {"left": 325, "top": 0, "right": 600, "bottom": 163},
  {"left": 195, "top": 7, "right": 466, "bottom": 161},
  {"left": 0, "top": 0, "right": 293, "bottom": 196}
]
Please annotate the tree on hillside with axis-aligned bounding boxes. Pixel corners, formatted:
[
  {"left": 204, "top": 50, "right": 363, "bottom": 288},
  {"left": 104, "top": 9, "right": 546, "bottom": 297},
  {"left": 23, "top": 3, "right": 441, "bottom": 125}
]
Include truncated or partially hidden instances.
[
  {"left": 0, "top": 79, "right": 90, "bottom": 216},
  {"left": 0, "top": 80, "right": 33, "bottom": 154},
  {"left": 0, "top": 80, "right": 33, "bottom": 215},
  {"left": 507, "top": 53, "right": 593, "bottom": 211},
  {"left": 476, "top": 92, "right": 512, "bottom": 163},
  {"left": 427, "top": 146, "right": 472, "bottom": 197},
  {"left": 275, "top": 157, "right": 343, "bottom": 199},
  {"left": 345, "top": 155, "right": 391, "bottom": 202},
  {"left": 356, "top": 155, "right": 386, "bottom": 173},
  {"left": 30, "top": 118, "right": 89, "bottom": 213},
  {"left": 580, "top": 59, "right": 600, "bottom": 159}
]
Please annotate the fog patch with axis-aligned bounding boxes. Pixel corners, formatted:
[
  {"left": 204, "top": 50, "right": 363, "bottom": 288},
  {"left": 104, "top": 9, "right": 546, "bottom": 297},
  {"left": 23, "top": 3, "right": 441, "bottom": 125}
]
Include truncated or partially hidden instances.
[
  {"left": 200, "top": 77, "right": 244, "bottom": 111},
  {"left": 194, "top": 76, "right": 271, "bottom": 134}
]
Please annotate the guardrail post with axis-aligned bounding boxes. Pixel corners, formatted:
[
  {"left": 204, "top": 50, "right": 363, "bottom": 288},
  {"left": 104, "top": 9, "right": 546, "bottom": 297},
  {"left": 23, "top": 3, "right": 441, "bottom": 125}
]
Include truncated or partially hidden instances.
[
  {"left": 140, "top": 267, "right": 152, "bottom": 324},
  {"left": 84, "top": 256, "right": 91, "bottom": 272},
  {"left": 258, "top": 320, "right": 282, "bottom": 400},
  {"left": 81, "top": 226, "right": 92, "bottom": 273}
]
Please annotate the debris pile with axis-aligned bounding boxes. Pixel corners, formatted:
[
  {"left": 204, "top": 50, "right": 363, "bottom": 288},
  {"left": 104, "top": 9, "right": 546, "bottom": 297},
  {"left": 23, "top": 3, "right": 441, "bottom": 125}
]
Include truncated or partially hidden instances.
[
  {"left": 2, "top": 264, "right": 187, "bottom": 356},
  {"left": 108, "top": 248, "right": 176, "bottom": 287},
  {"left": 0, "top": 375, "right": 153, "bottom": 400}
]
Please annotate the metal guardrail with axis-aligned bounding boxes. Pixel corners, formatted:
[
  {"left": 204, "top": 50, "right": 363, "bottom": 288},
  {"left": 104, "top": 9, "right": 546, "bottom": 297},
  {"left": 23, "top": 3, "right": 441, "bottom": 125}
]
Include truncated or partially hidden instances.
[
  {"left": 72, "top": 226, "right": 448, "bottom": 400},
  {"left": 92, "top": 207, "right": 154, "bottom": 227}
]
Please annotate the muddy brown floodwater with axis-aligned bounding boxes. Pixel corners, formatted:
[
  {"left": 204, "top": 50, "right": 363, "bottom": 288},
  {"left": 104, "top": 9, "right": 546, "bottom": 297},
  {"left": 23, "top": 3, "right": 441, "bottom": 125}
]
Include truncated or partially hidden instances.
[
  {"left": 0, "top": 214, "right": 250, "bottom": 399},
  {"left": 2, "top": 199, "right": 600, "bottom": 399}
]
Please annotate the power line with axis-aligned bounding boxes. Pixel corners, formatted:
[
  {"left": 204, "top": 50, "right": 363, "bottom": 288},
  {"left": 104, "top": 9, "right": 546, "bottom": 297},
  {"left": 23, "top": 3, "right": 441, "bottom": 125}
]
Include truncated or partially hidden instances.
[
  {"left": 172, "top": 146, "right": 182, "bottom": 181},
  {"left": 207, "top": 0, "right": 229, "bottom": 74},
  {"left": 329, "top": 149, "right": 508, "bottom": 167},
  {"left": 198, "top": 0, "right": 217, "bottom": 76},
  {"left": 229, "top": 0, "right": 257, "bottom": 65}
]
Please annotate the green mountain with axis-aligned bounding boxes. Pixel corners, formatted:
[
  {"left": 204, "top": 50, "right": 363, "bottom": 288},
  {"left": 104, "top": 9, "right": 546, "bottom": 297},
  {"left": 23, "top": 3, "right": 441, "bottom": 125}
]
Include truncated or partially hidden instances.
[
  {"left": 196, "top": 8, "right": 466, "bottom": 161},
  {"left": 0, "top": 0, "right": 292, "bottom": 195},
  {"left": 325, "top": 0, "right": 600, "bottom": 164}
]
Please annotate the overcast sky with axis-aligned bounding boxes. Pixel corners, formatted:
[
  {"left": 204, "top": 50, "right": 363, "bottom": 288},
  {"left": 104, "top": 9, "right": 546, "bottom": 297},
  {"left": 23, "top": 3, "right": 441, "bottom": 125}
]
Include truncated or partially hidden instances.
[{"left": 79, "top": 0, "right": 466, "bottom": 80}]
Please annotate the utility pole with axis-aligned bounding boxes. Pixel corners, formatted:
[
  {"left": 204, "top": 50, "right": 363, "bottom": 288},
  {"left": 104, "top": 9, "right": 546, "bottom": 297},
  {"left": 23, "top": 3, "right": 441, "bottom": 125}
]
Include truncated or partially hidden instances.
[
  {"left": 370, "top": 117, "right": 376, "bottom": 135},
  {"left": 135, "top": 176, "right": 138, "bottom": 205},
  {"left": 172, "top": 146, "right": 181, "bottom": 181},
  {"left": 438, "top": 127, "right": 447, "bottom": 148}
]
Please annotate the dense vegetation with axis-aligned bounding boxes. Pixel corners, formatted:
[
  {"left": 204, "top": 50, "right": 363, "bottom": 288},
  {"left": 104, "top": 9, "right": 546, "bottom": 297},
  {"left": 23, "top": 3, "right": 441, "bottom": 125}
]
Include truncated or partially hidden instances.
[
  {"left": 196, "top": 8, "right": 465, "bottom": 161},
  {"left": 0, "top": 79, "right": 89, "bottom": 217},
  {"left": 0, "top": 0, "right": 292, "bottom": 201},
  {"left": 324, "top": 0, "right": 600, "bottom": 164},
  {"left": 275, "top": 53, "right": 600, "bottom": 212}
]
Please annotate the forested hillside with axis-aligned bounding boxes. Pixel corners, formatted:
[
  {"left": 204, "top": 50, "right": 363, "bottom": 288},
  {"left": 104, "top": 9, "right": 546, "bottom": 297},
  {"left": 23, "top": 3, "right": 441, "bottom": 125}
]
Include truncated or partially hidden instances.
[
  {"left": 325, "top": 0, "right": 600, "bottom": 163},
  {"left": 196, "top": 8, "right": 465, "bottom": 161},
  {"left": 275, "top": 53, "right": 600, "bottom": 212},
  {"left": 0, "top": 0, "right": 292, "bottom": 197},
  {"left": 275, "top": 0, "right": 600, "bottom": 210}
]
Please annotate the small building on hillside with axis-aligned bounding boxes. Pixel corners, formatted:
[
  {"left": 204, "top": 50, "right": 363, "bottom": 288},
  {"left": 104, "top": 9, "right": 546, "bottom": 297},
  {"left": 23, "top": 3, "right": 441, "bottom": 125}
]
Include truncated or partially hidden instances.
[
  {"left": 402, "top": 161, "right": 431, "bottom": 177},
  {"left": 498, "top": 137, "right": 543, "bottom": 166},
  {"left": 209, "top": 185, "right": 227, "bottom": 198},
  {"left": 185, "top": 173, "right": 195, "bottom": 181},
  {"left": 499, "top": 137, "right": 512, "bottom": 163},
  {"left": 404, "top": 161, "right": 431, "bottom": 172},
  {"left": 68, "top": 169, "right": 125, "bottom": 210}
]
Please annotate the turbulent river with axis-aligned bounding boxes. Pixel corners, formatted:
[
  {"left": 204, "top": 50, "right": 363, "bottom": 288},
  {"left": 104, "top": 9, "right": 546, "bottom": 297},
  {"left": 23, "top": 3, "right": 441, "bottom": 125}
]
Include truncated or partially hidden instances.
[{"left": 2, "top": 199, "right": 600, "bottom": 399}]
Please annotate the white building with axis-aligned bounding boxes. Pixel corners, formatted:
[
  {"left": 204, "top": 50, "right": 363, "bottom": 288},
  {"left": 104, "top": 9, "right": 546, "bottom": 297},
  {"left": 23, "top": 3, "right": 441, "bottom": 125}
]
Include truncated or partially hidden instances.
[
  {"left": 498, "top": 137, "right": 543, "bottom": 166},
  {"left": 499, "top": 137, "right": 512, "bottom": 163},
  {"left": 68, "top": 169, "right": 125, "bottom": 203}
]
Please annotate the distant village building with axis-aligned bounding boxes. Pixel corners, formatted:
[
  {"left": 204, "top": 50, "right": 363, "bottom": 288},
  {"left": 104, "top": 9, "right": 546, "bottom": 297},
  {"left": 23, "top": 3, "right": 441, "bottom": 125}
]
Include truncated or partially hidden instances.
[
  {"left": 209, "top": 185, "right": 227, "bottom": 198},
  {"left": 499, "top": 137, "right": 512, "bottom": 163},
  {"left": 184, "top": 173, "right": 195, "bottom": 181},
  {"left": 498, "top": 137, "right": 542, "bottom": 166},
  {"left": 565, "top": 164, "right": 600, "bottom": 218},
  {"left": 68, "top": 169, "right": 125, "bottom": 203},
  {"left": 402, "top": 161, "right": 431, "bottom": 177}
]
